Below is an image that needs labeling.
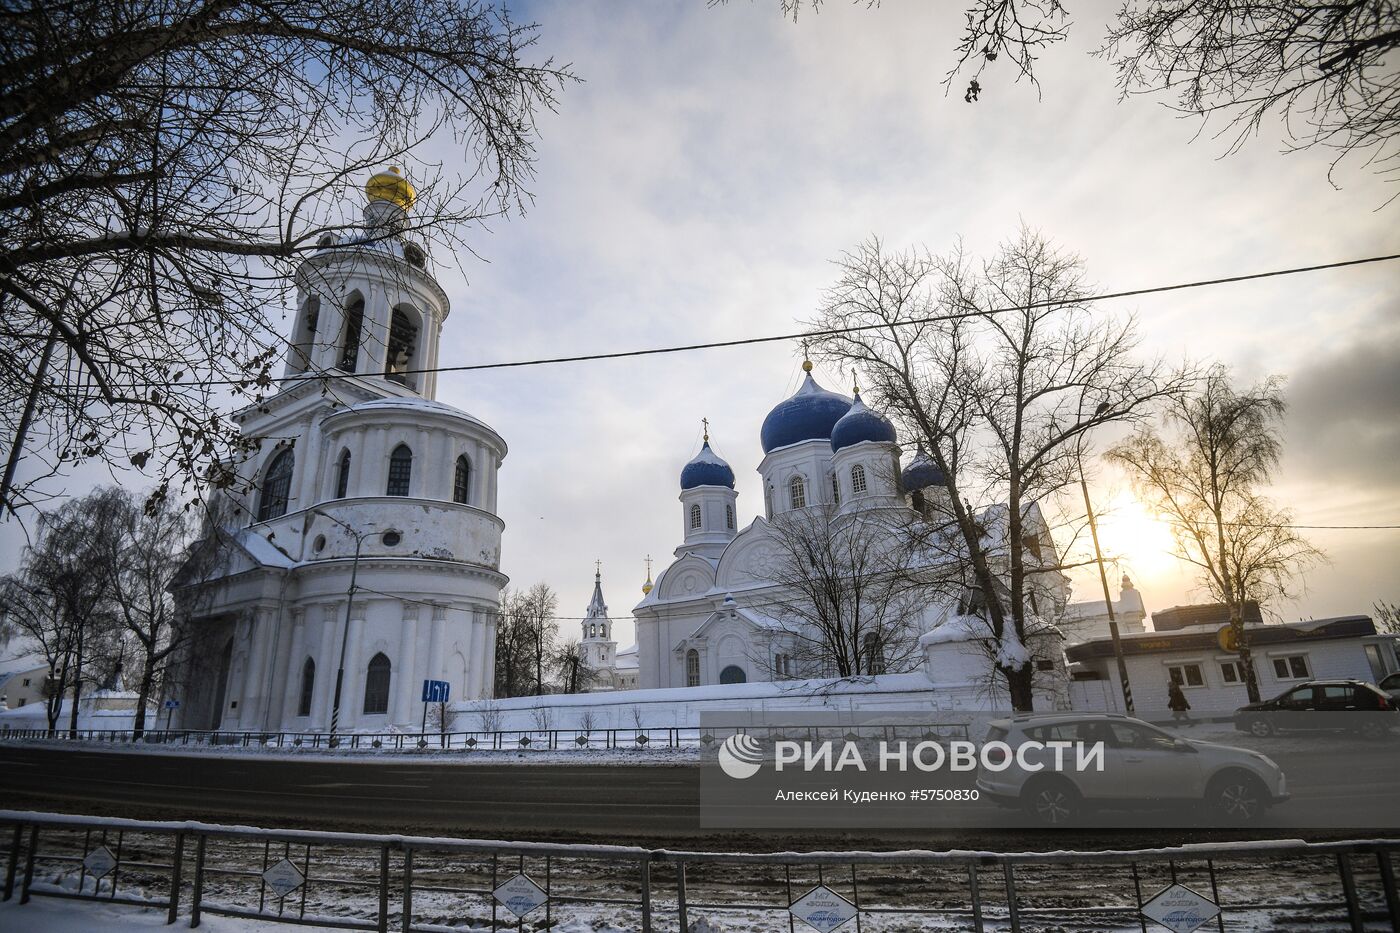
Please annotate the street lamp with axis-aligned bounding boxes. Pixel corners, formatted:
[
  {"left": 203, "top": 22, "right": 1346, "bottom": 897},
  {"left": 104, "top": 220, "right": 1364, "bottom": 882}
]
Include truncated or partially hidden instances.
[{"left": 313, "top": 509, "right": 382, "bottom": 746}]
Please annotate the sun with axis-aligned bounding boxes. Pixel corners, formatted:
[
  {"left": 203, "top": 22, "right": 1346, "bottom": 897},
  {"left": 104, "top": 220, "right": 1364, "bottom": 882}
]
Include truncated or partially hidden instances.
[{"left": 1091, "top": 491, "right": 1181, "bottom": 584}]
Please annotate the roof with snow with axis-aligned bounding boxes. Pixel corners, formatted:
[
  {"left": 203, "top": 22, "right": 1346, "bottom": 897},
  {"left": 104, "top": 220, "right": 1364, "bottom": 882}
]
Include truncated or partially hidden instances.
[
  {"left": 679, "top": 440, "right": 736, "bottom": 490},
  {"left": 830, "top": 391, "right": 897, "bottom": 451},
  {"left": 1066, "top": 615, "right": 1381, "bottom": 662}
]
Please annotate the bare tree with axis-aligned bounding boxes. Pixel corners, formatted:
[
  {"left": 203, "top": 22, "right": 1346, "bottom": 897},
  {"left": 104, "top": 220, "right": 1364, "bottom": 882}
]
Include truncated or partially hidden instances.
[
  {"left": 1375, "top": 601, "right": 1400, "bottom": 636},
  {"left": 94, "top": 489, "right": 197, "bottom": 738},
  {"left": 0, "top": 0, "right": 572, "bottom": 521},
  {"left": 553, "top": 639, "right": 599, "bottom": 694},
  {"left": 493, "top": 584, "right": 559, "bottom": 698},
  {"left": 1110, "top": 366, "right": 1324, "bottom": 702},
  {"left": 1102, "top": 3, "right": 1400, "bottom": 190},
  {"left": 756, "top": 504, "right": 926, "bottom": 679},
  {"left": 3, "top": 489, "right": 127, "bottom": 734},
  {"left": 811, "top": 229, "right": 1192, "bottom": 709}
]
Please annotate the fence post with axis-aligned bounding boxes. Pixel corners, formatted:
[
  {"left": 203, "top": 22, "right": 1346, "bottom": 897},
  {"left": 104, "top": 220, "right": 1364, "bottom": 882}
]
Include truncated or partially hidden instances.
[
  {"left": 1379, "top": 850, "right": 1400, "bottom": 930},
  {"left": 167, "top": 832, "right": 185, "bottom": 925},
  {"left": 19, "top": 826, "right": 37, "bottom": 905},
  {"left": 1003, "top": 861, "right": 1020, "bottom": 933},
  {"left": 967, "top": 862, "right": 983, "bottom": 933},
  {"left": 189, "top": 835, "right": 206, "bottom": 928},
  {"left": 3, "top": 824, "right": 21, "bottom": 902},
  {"left": 677, "top": 861, "right": 688, "bottom": 932},
  {"left": 377, "top": 845, "right": 389, "bottom": 933},
  {"left": 639, "top": 856, "right": 652, "bottom": 933},
  {"left": 1337, "top": 853, "right": 1364, "bottom": 933},
  {"left": 402, "top": 848, "right": 414, "bottom": 932}
]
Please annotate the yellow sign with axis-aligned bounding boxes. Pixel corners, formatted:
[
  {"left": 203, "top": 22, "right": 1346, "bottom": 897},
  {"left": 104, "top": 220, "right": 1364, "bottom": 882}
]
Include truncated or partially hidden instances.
[{"left": 1217, "top": 625, "right": 1239, "bottom": 653}]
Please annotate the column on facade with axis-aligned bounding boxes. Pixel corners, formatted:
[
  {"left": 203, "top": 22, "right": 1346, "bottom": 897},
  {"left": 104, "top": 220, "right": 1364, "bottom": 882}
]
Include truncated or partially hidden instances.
[
  {"left": 427, "top": 604, "right": 447, "bottom": 685},
  {"left": 483, "top": 610, "right": 499, "bottom": 699},
  {"left": 363, "top": 282, "right": 388, "bottom": 376},
  {"left": 364, "top": 426, "right": 389, "bottom": 497},
  {"left": 245, "top": 606, "right": 282, "bottom": 730},
  {"left": 225, "top": 611, "right": 261, "bottom": 728},
  {"left": 393, "top": 602, "right": 420, "bottom": 725},
  {"left": 312, "top": 603, "right": 341, "bottom": 728},
  {"left": 339, "top": 611, "right": 367, "bottom": 730},
  {"left": 294, "top": 416, "right": 324, "bottom": 514},
  {"left": 311, "top": 286, "right": 343, "bottom": 372},
  {"left": 279, "top": 610, "right": 308, "bottom": 724},
  {"left": 426, "top": 428, "right": 447, "bottom": 500},
  {"left": 468, "top": 606, "right": 487, "bottom": 700}
]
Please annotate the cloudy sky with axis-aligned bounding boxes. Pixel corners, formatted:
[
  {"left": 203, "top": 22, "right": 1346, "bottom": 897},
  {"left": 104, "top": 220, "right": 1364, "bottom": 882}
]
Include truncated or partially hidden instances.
[{"left": 3, "top": 1, "right": 1397, "bottom": 647}]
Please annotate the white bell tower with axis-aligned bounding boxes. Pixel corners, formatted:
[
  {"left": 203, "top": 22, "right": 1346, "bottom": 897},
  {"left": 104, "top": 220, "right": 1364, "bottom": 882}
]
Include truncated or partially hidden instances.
[{"left": 581, "top": 563, "right": 617, "bottom": 672}]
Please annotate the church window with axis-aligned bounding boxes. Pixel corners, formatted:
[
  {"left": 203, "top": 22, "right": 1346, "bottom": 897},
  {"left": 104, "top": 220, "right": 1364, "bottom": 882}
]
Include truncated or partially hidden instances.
[
  {"left": 290, "top": 296, "right": 320, "bottom": 373},
  {"left": 863, "top": 632, "right": 887, "bottom": 675},
  {"left": 720, "top": 665, "right": 747, "bottom": 685},
  {"left": 689, "top": 504, "right": 702, "bottom": 530},
  {"left": 384, "top": 306, "right": 420, "bottom": 386},
  {"left": 453, "top": 455, "right": 471, "bottom": 504},
  {"left": 725, "top": 504, "right": 735, "bottom": 529},
  {"left": 387, "top": 444, "right": 412, "bottom": 496},
  {"left": 851, "top": 464, "right": 867, "bottom": 495},
  {"left": 256, "top": 449, "right": 294, "bottom": 521},
  {"left": 298, "top": 658, "right": 315, "bottom": 716},
  {"left": 788, "top": 476, "right": 806, "bottom": 510},
  {"left": 831, "top": 473, "right": 840, "bottom": 504},
  {"left": 686, "top": 649, "right": 700, "bottom": 687},
  {"left": 363, "top": 653, "right": 391, "bottom": 714},
  {"left": 335, "top": 449, "right": 351, "bottom": 499},
  {"left": 339, "top": 295, "right": 364, "bottom": 372}
]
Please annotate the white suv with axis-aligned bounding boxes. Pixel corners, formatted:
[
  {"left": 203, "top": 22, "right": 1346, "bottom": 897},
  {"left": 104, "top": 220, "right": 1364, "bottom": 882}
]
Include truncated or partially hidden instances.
[{"left": 975, "top": 714, "right": 1289, "bottom": 825}]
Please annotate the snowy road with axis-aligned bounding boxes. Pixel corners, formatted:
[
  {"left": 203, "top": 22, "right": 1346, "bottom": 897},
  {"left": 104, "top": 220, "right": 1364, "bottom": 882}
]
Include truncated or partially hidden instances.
[{"left": 1, "top": 724, "right": 1396, "bottom": 850}]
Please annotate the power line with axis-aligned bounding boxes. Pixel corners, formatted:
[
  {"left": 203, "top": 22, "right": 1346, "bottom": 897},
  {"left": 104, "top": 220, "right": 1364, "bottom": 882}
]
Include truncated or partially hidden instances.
[{"left": 128, "top": 252, "right": 1400, "bottom": 390}]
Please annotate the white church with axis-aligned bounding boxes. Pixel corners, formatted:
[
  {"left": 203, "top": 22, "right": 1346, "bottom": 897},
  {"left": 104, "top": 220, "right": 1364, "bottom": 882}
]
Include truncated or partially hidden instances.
[{"left": 169, "top": 169, "right": 507, "bottom": 734}]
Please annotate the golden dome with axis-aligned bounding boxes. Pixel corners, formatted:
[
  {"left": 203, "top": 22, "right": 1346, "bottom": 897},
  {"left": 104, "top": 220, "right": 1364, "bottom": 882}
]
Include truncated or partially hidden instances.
[
  {"left": 364, "top": 166, "right": 415, "bottom": 211},
  {"left": 641, "top": 580, "right": 653, "bottom": 595},
  {"left": 801, "top": 359, "right": 814, "bottom": 372}
]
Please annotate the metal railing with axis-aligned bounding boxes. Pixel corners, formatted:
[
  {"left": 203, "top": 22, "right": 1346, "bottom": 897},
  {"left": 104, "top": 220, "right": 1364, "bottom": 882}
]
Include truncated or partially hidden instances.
[
  {"left": 0, "top": 721, "right": 974, "bottom": 753},
  {"left": 3, "top": 809, "right": 1398, "bottom": 931}
]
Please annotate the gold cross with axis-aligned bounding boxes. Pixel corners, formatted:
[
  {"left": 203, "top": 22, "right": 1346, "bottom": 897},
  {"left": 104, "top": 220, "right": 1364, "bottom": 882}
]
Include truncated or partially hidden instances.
[{"left": 702, "top": 417, "right": 709, "bottom": 443}]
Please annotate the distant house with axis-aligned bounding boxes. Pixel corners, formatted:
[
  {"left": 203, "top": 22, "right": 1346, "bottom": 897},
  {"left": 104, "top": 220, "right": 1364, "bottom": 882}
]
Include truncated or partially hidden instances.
[
  {"left": 0, "top": 663, "right": 49, "bottom": 711},
  {"left": 1059, "top": 575, "right": 1150, "bottom": 645},
  {"left": 1067, "top": 615, "right": 1400, "bottom": 716}
]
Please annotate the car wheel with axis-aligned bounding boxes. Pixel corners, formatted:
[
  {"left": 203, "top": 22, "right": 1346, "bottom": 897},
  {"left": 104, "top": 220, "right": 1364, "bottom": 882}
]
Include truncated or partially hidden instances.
[
  {"left": 1209, "top": 771, "right": 1266, "bottom": 823},
  {"left": 1358, "top": 720, "right": 1388, "bottom": 740},
  {"left": 1022, "top": 777, "right": 1082, "bottom": 826},
  {"left": 1247, "top": 718, "right": 1273, "bottom": 738}
]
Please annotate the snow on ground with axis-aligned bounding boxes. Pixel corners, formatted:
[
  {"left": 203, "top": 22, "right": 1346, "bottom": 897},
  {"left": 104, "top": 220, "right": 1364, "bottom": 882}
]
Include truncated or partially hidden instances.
[{"left": 0, "top": 897, "right": 336, "bottom": 932}]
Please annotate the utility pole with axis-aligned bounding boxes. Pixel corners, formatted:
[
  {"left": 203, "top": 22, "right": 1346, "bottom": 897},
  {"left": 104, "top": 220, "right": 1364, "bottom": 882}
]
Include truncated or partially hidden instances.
[{"left": 1079, "top": 466, "right": 1134, "bottom": 715}]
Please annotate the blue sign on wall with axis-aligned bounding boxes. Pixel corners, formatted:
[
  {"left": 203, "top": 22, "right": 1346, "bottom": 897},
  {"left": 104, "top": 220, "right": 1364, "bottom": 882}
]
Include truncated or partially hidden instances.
[{"left": 421, "top": 679, "right": 450, "bottom": 704}]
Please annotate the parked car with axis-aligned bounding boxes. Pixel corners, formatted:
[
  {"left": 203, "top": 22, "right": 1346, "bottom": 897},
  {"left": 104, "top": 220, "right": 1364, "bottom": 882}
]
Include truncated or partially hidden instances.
[
  {"left": 976, "top": 713, "right": 1288, "bottom": 826},
  {"left": 1380, "top": 672, "right": 1400, "bottom": 702},
  {"left": 1233, "top": 680, "right": 1398, "bottom": 739}
]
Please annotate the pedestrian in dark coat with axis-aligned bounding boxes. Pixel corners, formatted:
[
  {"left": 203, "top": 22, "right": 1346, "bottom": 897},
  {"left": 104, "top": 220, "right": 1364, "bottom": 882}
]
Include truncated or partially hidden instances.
[{"left": 1168, "top": 680, "right": 1193, "bottom": 725}]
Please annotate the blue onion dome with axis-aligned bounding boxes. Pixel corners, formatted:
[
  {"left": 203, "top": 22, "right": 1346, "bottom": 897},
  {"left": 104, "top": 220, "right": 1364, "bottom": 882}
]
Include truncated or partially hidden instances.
[
  {"left": 760, "top": 364, "right": 853, "bottom": 453},
  {"left": 902, "top": 446, "right": 946, "bottom": 490},
  {"left": 830, "top": 389, "right": 897, "bottom": 452},
  {"left": 680, "top": 440, "right": 735, "bottom": 490}
]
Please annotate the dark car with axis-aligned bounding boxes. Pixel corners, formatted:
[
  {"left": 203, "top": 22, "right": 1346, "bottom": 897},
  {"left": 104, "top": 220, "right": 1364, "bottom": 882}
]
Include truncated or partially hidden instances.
[
  {"left": 1381, "top": 672, "right": 1400, "bottom": 702},
  {"left": 1235, "top": 680, "right": 1397, "bottom": 739}
]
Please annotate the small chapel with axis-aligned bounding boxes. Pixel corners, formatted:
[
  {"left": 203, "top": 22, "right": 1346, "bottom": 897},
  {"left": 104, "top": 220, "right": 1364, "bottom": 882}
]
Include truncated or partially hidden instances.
[{"left": 168, "top": 169, "right": 508, "bottom": 733}]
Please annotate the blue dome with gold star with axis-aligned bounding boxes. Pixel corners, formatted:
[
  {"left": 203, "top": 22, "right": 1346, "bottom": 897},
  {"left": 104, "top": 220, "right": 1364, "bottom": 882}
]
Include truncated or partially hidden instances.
[
  {"left": 760, "top": 367, "right": 852, "bottom": 453},
  {"left": 680, "top": 440, "right": 736, "bottom": 490},
  {"left": 830, "top": 390, "right": 897, "bottom": 451}
]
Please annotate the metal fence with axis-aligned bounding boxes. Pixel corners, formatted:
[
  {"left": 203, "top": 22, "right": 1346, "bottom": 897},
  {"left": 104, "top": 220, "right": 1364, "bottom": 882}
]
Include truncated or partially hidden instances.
[
  {"left": 3, "top": 809, "right": 1399, "bottom": 931},
  {"left": 0, "top": 720, "right": 973, "bottom": 753}
]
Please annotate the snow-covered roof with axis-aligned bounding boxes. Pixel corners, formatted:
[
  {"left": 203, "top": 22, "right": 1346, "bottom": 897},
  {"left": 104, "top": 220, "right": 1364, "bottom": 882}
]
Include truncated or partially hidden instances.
[{"left": 228, "top": 528, "right": 297, "bottom": 569}]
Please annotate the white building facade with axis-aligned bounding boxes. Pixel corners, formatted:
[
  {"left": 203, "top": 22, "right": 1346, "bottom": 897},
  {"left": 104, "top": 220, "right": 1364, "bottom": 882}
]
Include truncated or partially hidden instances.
[{"left": 169, "top": 169, "right": 507, "bottom": 733}]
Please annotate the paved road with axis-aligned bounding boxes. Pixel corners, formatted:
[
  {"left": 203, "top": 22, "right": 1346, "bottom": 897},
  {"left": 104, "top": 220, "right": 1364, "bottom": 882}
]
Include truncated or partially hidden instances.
[{"left": 1, "top": 736, "right": 1395, "bottom": 849}]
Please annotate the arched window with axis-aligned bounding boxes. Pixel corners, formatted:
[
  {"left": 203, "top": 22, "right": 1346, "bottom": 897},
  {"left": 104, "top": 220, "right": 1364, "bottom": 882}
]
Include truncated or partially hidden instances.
[
  {"left": 339, "top": 295, "right": 364, "bottom": 373},
  {"left": 297, "top": 658, "right": 315, "bottom": 716},
  {"left": 290, "top": 296, "right": 320, "bottom": 373},
  {"left": 851, "top": 464, "right": 868, "bottom": 495},
  {"left": 453, "top": 455, "right": 471, "bottom": 504},
  {"left": 335, "top": 449, "right": 351, "bottom": 499},
  {"left": 830, "top": 473, "right": 841, "bottom": 505},
  {"left": 257, "top": 449, "right": 294, "bottom": 521},
  {"left": 788, "top": 475, "right": 806, "bottom": 510},
  {"left": 689, "top": 504, "right": 702, "bottom": 530},
  {"left": 720, "top": 665, "right": 747, "bottom": 685},
  {"left": 686, "top": 649, "right": 701, "bottom": 687},
  {"left": 384, "top": 307, "right": 420, "bottom": 386},
  {"left": 725, "top": 504, "right": 735, "bottom": 529},
  {"left": 363, "top": 653, "right": 391, "bottom": 714},
  {"left": 386, "top": 444, "right": 412, "bottom": 496}
]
